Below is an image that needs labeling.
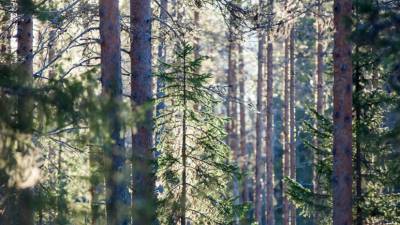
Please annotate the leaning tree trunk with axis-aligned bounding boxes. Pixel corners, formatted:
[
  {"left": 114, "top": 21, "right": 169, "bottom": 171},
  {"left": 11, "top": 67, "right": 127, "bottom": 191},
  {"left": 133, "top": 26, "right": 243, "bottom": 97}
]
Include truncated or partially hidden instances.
[
  {"left": 332, "top": 0, "right": 353, "bottom": 224},
  {"left": 265, "top": 0, "right": 275, "bottom": 224},
  {"left": 99, "top": 0, "right": 131, "bottom": 224},
  {"left": 255, "top": 0, "right": 265, "bottom": 221},
  {"left": 289, "top": 27, "right": 296, "bottom": 225},
  {"left": 283, "top": 37, "right": 290, "bottom": 225},
  {"left": 130, "top": 0, "right": 156, "bottom": 224}
]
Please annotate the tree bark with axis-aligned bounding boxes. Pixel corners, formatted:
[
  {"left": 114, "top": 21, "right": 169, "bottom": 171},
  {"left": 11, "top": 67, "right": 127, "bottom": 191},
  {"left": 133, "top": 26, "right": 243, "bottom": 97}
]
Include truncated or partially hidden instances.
[
  {"left": 255, "top": 0, "right": 265, "bottom": 221},
  {"left": 130, "top": 0, "right": 156, "bottom": 224},
  {"left": 238, "top": 42, "right": 248, "bottom": 204},
  {"left": 283, "top": 37, "right": 290, "bottom": 225},
  {"left": 289, "top": 27, "right": 296, "bottom": 225},
  {"left": 265, "top": 2, "right": 275, "bottom": 222},
  {"left": 332, "top": 0, "right": 353, "bottom": 224},
  {"left": 14, "top": 1, "right": 34, "bottom": 224},
  {"left": 99, "top": 0, "right": 131, "bottom": 224}
]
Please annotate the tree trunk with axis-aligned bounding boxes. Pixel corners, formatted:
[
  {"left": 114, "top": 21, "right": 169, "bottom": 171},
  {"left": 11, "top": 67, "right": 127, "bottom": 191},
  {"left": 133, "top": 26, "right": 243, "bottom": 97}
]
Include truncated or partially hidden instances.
[
  {"left": 255, "top": 0, "right": 266, "bottom": 221},
  {"left": 265, "top": 6, "right": 275, "bottom": 223},
  {"left": 15, "top": 1, "right": 34, "bottom": 224},
  {"left": 99, "top": 0, "right": 131, "bottom": 225},
  {"left": 180, "top": 49, "right": 188, "bottom": 225},
  {"left": 313, "top": 1, "right": 324, "bottom": 223},
  {"left": 289, "top": 27, "right": 296, "bottom": 225},
  {"left": 283, "top": 37, "right": 290, "bottom": 225},
  {"left": 238, "top": 42, "right": 248, "bottom": 204},
  {"left": 0, "top": 10, "right": 11, "bottom": 60},
  {"left": 354, "top": 54, "right": 362, "bottom": 225},
  {"left": 332, "top": 0, "right": 353, "bottom": 224},
  {"left": 130, "top": 0, "right": 156, "bottom": 224}
]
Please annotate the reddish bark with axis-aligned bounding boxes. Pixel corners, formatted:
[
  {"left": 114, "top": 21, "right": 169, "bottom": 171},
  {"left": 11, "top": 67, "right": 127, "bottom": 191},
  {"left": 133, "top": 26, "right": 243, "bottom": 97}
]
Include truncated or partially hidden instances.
[
  {"left": 99, "top": 0, "right": 131, "bottom": 224},
  {"left": 332, "top": 0, "right": 353, "bottom": 224},
  {"left": 130, "top": 0, "right": 156, "bottom": 224}
]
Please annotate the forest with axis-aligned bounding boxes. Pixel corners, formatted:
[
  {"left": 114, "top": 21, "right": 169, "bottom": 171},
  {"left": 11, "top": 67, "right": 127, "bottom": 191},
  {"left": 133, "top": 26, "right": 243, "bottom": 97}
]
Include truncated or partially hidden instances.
[{"left": 0, "top": 0, "right": 399, "bottom": 224}]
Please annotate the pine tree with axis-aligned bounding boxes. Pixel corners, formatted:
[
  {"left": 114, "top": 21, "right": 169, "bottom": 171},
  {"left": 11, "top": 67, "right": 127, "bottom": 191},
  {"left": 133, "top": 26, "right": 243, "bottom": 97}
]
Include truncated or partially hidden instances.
[
  {"left": 156, "top": 44, "right": 235, "bottom": 225},
  {"left": 332, "top": 0, "right": 352, "bottom": 224}
]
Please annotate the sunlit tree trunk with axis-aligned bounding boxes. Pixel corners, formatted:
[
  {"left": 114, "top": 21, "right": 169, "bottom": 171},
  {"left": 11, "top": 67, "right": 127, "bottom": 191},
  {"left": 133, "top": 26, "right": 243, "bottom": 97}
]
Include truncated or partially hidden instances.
[
  {"left": 48, "top": 0, "right": 56, "bottom": 79},
  {"left": 99, "top": 0, "right": 131, "bottom": 224},
  {"left": 0, "top": 10, "right": 11, "bottom": 61},
  {"left": 255, "top": 0, "right": 266, "bottom": 222},
  {"left": 180, "top": 50, "right": 188, "bottom": 225},
  {"left": 289, "top": 27, "right": 296, "bottom": 225},
  {"left": 313, "top": 1, "right": 324, "bottom": 223},
  {"left": 14, "top": 1, "right": 34, "bottom": 224},
  {"left": 283, "top": 37, "right": 290, "bottom": 225},
  {"left": 332, "top": 0, "right": 353, "bottom": 224},
  {"left": 130, "top": 0, "right": 156, "bottom": 224},
  {"left": 265, "top": 0, "right": 275, "bottom": 224}
]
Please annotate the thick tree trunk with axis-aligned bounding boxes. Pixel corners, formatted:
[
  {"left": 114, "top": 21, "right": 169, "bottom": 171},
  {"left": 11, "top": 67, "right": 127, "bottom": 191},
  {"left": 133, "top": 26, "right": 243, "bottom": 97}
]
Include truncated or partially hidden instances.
[
  {"left": 283, "top": 37, "right": 290, "bottom": 225},
  {"left": 130, "top": 0, "right": 156, "bottom": 224},
  {"left": 265, "top": 20, "right": 275, "bottom": 225},
  {"left": 313, "top": 1, "right": 324, "bottom": 223},
  {"left": 99, "top": 0, "right": 130, "bottom": 225},
  {"left": 255, "top": 2, "right": 265, "bottom": 221},
  {"left": 332, "top": 0, "right": 353, "bottom": 224},
  {"left": 289, "top": 27, "right": 296, "bottom": 225}
]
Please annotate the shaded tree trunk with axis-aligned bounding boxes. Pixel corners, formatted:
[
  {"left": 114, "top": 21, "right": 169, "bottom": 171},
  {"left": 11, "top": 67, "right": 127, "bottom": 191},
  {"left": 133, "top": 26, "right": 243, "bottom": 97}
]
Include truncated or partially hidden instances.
[
  {"left": 265, "top": 3, "right": 275, "bottom": 222},
  {"left": 289, "top": 27, "right": 296, "bottom": 225},
  {"left": 282, "top": 37, "right": 290, "bottom": 225},
  {"left": 14, "top": 1, "right": 34, "bottom": 224},
  {"left": 99, "top": 0, "right": 131, "bottom": 225},
  {"left": 313, "top": 1, "right": 324, "bottom": 223},
  {"left": 130, "top": 0, "right": 156, "bottom": 224},
  {"left": 332, "top": 0, "right": 353, "bottom": 224},
  {"left": 238, "top": 42, "right": 249, "bottom": 204}
]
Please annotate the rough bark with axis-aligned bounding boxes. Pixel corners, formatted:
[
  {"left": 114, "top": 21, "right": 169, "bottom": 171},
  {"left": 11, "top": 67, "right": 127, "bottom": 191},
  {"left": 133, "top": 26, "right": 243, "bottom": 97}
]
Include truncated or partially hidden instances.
[
  {"left": 289, "top": 27, "right": 296, "bottom": 225},
  {"left": 332, "top": 0, "right": 353, "bottom": 224},
  {"left": 283, "top": 37, "right": 290, "bottom": 225},
  {"left": 265, "top": 11, "right": 275, "bottom": 224},
  {"left": 130, "top": 0, "right": 156, "bottom": 224},
  {"left": 255, "top": 1, "right": 266, "bottom": 221},
  {"left": 99, "top": 0, "right": 131, "bottom": 224}
]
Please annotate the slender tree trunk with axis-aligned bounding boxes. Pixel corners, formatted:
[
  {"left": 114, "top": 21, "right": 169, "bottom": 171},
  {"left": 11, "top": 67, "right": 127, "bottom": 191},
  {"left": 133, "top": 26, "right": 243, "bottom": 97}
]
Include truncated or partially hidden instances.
[
  {"left": 130, "top": 0, "right": 156, "bottom": 224},
  {"left": 14, "top": 1, "right": 34, "bottom": 224},
  {"left": 89, "top": 148, "right": 102, "bottom": 225},
  {"left": 155, "top": 0, "right": 168, "bottom": 144},
  {"left": 289, "top": 27, "right": 296, "bottom": 225},
  {"left": 227, "top": 18, "right": 240, "bottom": 223},
  {"left": 265, "top": 6, "right": 275, "bottom": 223},
  {"left": 180, "top": 49, "right": 188, "bottom": 225},
  {"left": 238, "top": 42, "right": 248, "bottom": 204},
  {"left": 255, "top": 0, "right": 266, "bottom": 221},
  {"left": 314, "top": 1, "right": 324, "bottom": 223},
  {"left": 194, "top": 8, "right": 200, "bottom": 61},
  {"left": 332, "top": 0, "right": 353, "bottom": 224},
  {"left": 283, "top": 37, "right": 290, "bottom": 225},
  {"left": 99, "top": 0, "right": 131, "bottom": 224}
]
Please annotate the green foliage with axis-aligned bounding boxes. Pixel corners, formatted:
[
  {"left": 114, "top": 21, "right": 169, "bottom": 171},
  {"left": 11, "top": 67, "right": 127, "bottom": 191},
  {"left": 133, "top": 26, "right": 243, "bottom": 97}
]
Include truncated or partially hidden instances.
[{"left": 155, "top": 43, "right": 237, "bottom": 224}]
